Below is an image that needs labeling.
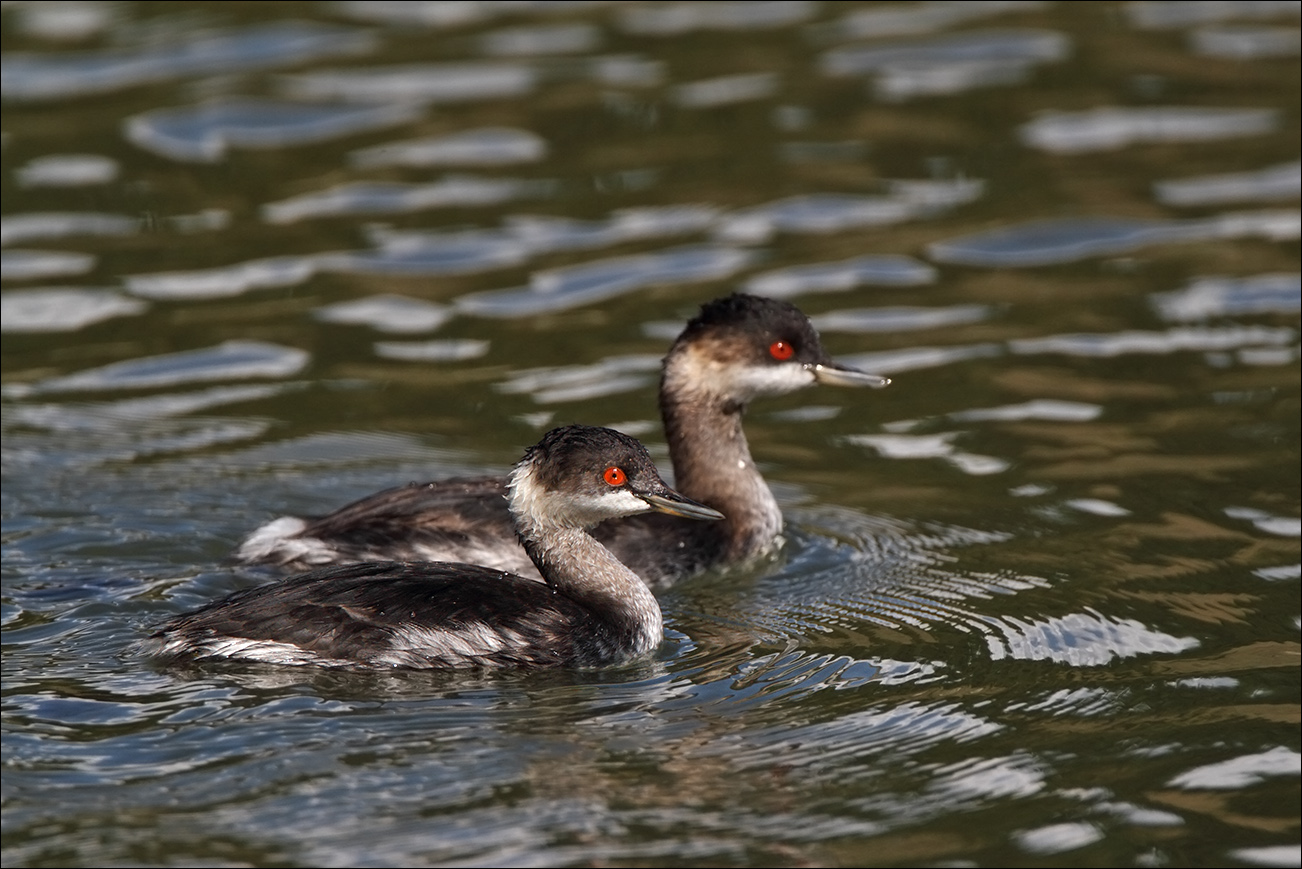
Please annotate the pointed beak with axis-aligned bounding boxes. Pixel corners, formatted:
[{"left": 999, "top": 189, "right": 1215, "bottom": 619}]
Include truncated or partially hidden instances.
[
  {"left": 640, "top": 491, "right": 725, "bottom": 522},
  {"left": 809, "top": 361, "right": 891, "bottom": 389}
]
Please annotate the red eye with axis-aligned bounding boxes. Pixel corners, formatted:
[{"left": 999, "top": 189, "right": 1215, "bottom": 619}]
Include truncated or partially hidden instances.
[
  {"left": 603, "top": 466, "right": 627, "bottom": 486},
  {"left": 769, "top": 340, "right": 794, "bottom": 360}
]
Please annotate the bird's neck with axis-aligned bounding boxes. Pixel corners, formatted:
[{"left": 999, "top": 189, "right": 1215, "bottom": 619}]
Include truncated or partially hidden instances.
[
  {"left": 518, "top": 520, "right": 662, "bottom": 657},
  {"left": 659, "top": 363, "right": 783, "bottom": 559}
]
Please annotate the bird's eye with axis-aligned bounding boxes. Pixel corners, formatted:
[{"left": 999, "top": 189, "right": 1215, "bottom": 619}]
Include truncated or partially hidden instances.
[
  {"left": 603, "top": 466, "right": 627, "bottom": 486},
  {"left": 769, "top": 340, "right": 794, "bottom": 360}
]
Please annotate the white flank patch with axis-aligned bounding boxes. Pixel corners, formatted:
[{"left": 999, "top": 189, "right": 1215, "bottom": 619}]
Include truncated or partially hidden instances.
[
  {"left": 179, "top": 636, "right": 331, "bottom": 666},
  {"left": 383, "top": 623, "right": 522, "bottom": 667},
  {"left": 234, "top": 516, "right": 333, "bottom": 564}
]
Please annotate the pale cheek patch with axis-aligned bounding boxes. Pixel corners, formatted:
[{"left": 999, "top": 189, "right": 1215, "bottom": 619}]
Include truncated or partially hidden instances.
[
  {"left": 727, "top": 363, "right": 816, "bottom": 399},
  {"left": 594, "top": 489, "right": 653, "bottom": 520},
  {"left": 670, "top": 347, "right": 815, "bottom": 402},
  {"left": 511, "top": 462, "right": 651, "bottom": 529}
]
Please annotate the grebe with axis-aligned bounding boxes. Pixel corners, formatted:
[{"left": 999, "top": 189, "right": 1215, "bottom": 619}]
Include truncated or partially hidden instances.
[
  {"left": 145, "top": 426, "right": 723, "bottom": 669},
  {"left": 234, "top": 293, "right": 890, "bottom": 586}
]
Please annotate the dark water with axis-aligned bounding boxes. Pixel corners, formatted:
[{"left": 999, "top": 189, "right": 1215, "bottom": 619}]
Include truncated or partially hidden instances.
[{"left": 2, "top": 2, "right": 1299, "bottom": 866}]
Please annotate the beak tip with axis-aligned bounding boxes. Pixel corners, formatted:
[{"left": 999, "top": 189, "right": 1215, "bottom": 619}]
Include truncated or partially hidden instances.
[
  {"left": 642, "top": 492, "right": 724, "bottom": 521},
  {"left": 814, "top": 363, "right": 892, "bottom": 389}
]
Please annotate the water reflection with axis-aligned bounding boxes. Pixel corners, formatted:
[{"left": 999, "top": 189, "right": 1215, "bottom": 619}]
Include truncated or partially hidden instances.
[
  {"left": 1151, "top": 272, "right": 1301, "bottom": 320},
  {"left": 1008, "top": 325, "right": 1295, "bottom": 357},
  {"left": 1019, "top": 106, "right": 1280, "bottom": 153},
  {"left": 7, "top": 0, "right": 116, "bottom": 41},
  {"left": 0, "top": 249, "right": 96, "bottom": 282},
  {"left": 1190, "top": 24, "right": 1302, "bottom": 59},
  {"left": 8, "top": 384, "right": 293, "bottom": 433},
  {"left": 14, "top": 341, "right": 309, "bottom": 396},
  {"left": 350, "top": 126, "right": 547, "bottom": 168},
  {"left": 979, "top": 610, "right": 1199, "bottom": 665},
  {"left": 458, "top": 245, "right": 756, "bottom": 315},
  {"left": 14, "top": 154, "right": 120, "bottom": 188},
  {"left": 1, "top": 212, "right": 139, "bottom": 245},
  {"left": 947, "top": 399, "right": 1103, "bottom": 423},
  {"left": 618, "top": 0, "right": 817, "bottom": 35},
  {"left": 1126, "top": 1, "right": 1301, "bottom": 29},
  {"left": 1, "top": 287, "right": 147, "bottom": 333},
  {"left": 0, "top": 21, "right": 375, "bottom": 101},
  {"left": 840, "top": 342, "right": 1003, "bottom": 375},
  {"left": 279, "top": 62, "right": 539, "bottom": 104},
  {"left": 312, "top": 295, "right": 452, "bottom": 333},
  {"left": 820, "top": 1, "right": 1051, "bottom": 41},
  {"left": 845, "top": 432, "right": 1010, "bottom": 475},
  {"left": 374, "top": 339, "right": 491, "bottom": 362},
  {"left": 1155, "top": 160, "right": 1300, "bottom": 207},
  {"left": 125, "top": 256, "right": 318, "bottom": 300},
  {"left": 814, "top": 304, "right": 990, "bottom": 333},
  {"left": 127, "top": 98, "right": 420, "bottom": 163},
  {"left": 481, "top": 21, "right": 602, "bottom": 57},
  {"left": 262, "top": 175, "right": 554, "bottom": 223},
  {"left": 497, "top": 354, "right": 662, "bottom": 404},
  {"left": 718, "top": 181, "right": 985, "bottom": 243},
  {"left": 821, "top": 28, "right": 1070, "bottom": 101},
  {"left": 673, "top": 72, "right": 780, "bottom": 108},
  {"left": 743, "top": 254, "right": 936, "bottom": 297},
  {"left": 929, "top": 211, "right": 1299, "bottom": 266},
  {"left": 1167, "top": 746, "right": 1300, "bottom": 789}
]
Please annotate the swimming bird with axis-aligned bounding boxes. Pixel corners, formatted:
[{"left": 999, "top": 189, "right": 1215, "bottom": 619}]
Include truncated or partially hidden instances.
[
  {"left": 233, "top": 293, "right": 890, "bottom": 586},
  {"left": 145, "top": 426, "right": 723, "bottom": 669}
]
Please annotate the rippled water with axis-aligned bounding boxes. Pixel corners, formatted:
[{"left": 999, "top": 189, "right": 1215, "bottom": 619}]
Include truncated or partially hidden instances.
[{"left": 3, "top": 2, "right": 1299, "bottom": 866}]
